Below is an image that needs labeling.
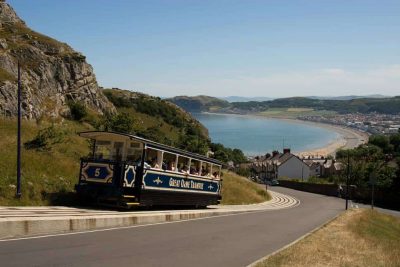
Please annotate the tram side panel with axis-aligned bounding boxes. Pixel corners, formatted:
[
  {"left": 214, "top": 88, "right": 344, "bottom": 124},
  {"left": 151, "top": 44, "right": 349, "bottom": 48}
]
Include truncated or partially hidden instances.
[
  {"left": 76, "top": 159, "right": 141, "bottom": 205},
  {"left": 76, "top": 160, "right": 221, "bottom": 207},
  {"left": 138, "top": 169, "right": 221, "bottom": 207}
]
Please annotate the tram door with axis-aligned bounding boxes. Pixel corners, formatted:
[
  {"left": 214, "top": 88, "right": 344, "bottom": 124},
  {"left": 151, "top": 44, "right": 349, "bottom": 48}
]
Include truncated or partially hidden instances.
[{"left": 112, "top": 142, "right": 124, "bottom": 186}]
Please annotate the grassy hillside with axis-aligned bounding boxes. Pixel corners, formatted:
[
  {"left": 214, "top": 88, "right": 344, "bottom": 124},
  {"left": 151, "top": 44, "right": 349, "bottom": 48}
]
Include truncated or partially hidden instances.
[
  {"left": 257, "top": 209, "right": 400, "bottom": 267},
  {"left": 221, "top": 171, "right": 270, "bottom": 204},
  {"left": 0, "top": 118, "right": 91, "bottom": 205},
  {"left": 103, "top": 88, "right": 211, "bottom": 154}
]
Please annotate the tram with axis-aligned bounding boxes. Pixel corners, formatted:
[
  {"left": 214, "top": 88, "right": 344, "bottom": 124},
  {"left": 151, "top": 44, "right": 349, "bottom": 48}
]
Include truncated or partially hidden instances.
[{"left": 75, "top": 131, "right": 223, "bottom": 208}]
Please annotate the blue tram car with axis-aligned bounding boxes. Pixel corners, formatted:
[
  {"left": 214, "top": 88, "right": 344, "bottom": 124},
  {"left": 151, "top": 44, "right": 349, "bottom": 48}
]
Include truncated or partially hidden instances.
[{"left": 75, "top": 131, "right": 223, "bottom": 208}]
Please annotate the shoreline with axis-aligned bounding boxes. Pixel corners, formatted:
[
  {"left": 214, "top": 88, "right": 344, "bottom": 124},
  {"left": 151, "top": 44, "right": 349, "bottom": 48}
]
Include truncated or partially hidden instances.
[
  {"left": 294, "top": 120, "right": 369, "bottom": 157},
  {"left": 200, "top": 112, "right": 369, "bottom": 157}
]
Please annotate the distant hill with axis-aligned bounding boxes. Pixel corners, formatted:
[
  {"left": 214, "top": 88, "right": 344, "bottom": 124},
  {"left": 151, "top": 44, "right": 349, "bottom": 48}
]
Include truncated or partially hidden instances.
[
  {"left": 307, "top": 94, "right": 389, "bottom": 101},
  {"left": 221, "top": 96, "right": 274, "bottom": 102},
  {"left": 169, "top": 95, "right": 400, "bottom": 115},
  {"left": 167, "top": 95, "right": 230, "bottom": 112},
  {"left": 231, "top": 96, "right": 400, "bottom": 114}
]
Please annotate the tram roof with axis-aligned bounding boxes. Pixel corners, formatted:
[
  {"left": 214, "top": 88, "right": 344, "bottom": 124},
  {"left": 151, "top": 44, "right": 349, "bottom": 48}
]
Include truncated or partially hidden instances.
[{"left": 79, "top": 131, "right": 222, "bottom": 165}]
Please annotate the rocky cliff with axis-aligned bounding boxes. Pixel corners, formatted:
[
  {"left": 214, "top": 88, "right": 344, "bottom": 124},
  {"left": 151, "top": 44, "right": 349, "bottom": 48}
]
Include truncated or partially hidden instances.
[{"left": 0, "top": 1, "right": 115, "bottom": 119}]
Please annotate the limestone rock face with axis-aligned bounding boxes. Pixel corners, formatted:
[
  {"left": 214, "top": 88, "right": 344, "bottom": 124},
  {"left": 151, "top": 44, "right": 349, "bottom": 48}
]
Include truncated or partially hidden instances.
[{"left": 0, "top": 1, "right": 115, "bottom": 119}]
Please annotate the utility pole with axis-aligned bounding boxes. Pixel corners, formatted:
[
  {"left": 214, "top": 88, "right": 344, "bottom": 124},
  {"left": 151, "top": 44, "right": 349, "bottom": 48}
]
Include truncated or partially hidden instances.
[
  {"left": 345, "top": 150, "right": 350, "bottom": 210},
  {"left": 16, "top": 61, "right": 22, "bottom": 198},
  {"left": 369, "top": 171, "right": 376, "bottom": 210}
]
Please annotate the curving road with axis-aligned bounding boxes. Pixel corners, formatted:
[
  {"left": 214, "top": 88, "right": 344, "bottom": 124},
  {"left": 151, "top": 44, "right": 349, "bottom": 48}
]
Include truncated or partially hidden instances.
[{"left": 0, "top": 187, "right": 344, "bottom": 267}]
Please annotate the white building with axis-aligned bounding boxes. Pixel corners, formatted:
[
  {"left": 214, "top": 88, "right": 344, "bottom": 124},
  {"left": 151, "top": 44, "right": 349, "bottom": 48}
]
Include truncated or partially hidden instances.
[
  {"left": 250, "top": 149, "right": 313, "bottom": 181},
  {"left": 274, "top": 151, "right": 311, "bottom": 180}
]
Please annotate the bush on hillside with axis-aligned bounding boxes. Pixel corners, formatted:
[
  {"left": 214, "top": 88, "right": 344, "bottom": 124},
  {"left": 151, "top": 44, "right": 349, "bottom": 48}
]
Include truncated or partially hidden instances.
[
  {"left": 97, "top": 112, "right": 135, "bottom": 134},
  {"left": 68, "top": 101, "right": 87, "bottom": 121},
  {"left": 24, "top": 125, "right": 65, "bottom": 151}
]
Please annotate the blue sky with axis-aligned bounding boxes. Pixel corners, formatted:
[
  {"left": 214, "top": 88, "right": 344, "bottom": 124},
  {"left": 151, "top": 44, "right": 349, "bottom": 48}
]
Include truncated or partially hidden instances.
[{"left": 8, "top": 0, "right": 400, "bottom": 97}]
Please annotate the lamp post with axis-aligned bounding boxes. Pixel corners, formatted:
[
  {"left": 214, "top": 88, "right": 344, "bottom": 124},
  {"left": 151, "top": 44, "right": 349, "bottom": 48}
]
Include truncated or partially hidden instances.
[{"left": 16, "top": 61, "right": 22, "bottom": 198}]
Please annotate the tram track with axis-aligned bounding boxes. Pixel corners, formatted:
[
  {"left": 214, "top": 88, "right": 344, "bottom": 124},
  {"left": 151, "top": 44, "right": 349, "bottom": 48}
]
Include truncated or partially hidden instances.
[{"left": 0, "top": 190, "right": 299, "bottom": 219}]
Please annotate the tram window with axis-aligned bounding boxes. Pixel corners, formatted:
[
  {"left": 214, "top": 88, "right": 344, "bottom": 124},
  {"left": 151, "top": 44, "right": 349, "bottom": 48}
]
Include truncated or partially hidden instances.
[
  {"left": 163, "top": 152, "right": 177, "bottom": 171},
  {"left": 190, "top": 160, "right": 201, "bottom": 176},
  {"left": 126, "top": 142, "right": 142, "bottom": 163},
  {"left": 145, "top": 148, "right": 162, "bottom": 169},
  {"left": 212, "top": 164, "right": 221, "bottom": 179},
  {"left": 111, "top": 142, "right": 124, "bottom": 161},
  {"left": 177, "top": 156, "right": 190, "bottom": 174},
  {"left": 94, "top": 140, "right": 112, "bottom": 160},
  {"left": 202, "top": 162, "right": 212, "bottom": 177}
]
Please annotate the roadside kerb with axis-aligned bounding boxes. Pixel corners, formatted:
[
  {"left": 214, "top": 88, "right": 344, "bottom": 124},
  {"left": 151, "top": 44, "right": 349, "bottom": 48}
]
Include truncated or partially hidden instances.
[{"left": 0, "top": 190, "right": 299, "bottom": 240}]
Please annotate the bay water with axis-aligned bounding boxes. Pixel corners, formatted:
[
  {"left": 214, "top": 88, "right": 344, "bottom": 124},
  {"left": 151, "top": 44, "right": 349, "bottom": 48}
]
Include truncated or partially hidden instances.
[{"left": 193, "top": 113, "right": 340, "bottom": 156}]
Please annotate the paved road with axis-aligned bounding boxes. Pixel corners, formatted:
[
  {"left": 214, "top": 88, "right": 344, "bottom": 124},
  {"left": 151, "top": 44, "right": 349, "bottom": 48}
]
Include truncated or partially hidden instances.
[{"left": 0, "top": 187, "right": 344, "bottom": 267}]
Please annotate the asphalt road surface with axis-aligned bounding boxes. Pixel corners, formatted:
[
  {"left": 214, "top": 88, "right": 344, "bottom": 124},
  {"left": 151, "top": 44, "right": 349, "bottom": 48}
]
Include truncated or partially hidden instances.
[{"left": 0, "top": 187, "right": 345, "bottom": 267}]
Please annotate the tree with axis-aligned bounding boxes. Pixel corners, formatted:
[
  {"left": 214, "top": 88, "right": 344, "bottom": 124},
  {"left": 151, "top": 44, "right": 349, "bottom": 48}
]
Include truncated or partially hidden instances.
[
  {"left": 99, "top": 112, "right": 135, "bottom": 134},
  {"left": 369, "top": 135, "right": 393, "bottom": 153},
  {"left": 389, "top": 134, "right": 400, "bottom": 154}
]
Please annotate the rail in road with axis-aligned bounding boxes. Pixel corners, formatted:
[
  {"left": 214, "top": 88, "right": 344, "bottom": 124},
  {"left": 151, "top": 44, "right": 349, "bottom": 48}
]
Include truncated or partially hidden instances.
[{"left": 0, "top": 190, "right": 299, "bottom": 219}]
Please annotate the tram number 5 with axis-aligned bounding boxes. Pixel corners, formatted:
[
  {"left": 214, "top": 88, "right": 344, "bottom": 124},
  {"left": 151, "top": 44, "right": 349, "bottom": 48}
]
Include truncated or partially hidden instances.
[{"left": 94, "top": 168, "right": 101, "bottom": 177}]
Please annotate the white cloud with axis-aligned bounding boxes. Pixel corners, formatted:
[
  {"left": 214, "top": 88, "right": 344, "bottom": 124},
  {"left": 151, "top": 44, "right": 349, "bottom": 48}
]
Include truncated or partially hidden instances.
[{"left": 130, "top": 65, "right": 400, "bottom": 97}]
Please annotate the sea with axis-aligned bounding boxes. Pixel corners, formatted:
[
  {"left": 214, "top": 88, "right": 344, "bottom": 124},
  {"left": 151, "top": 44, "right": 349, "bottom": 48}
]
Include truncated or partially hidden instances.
[{"left": 193, "top": 113, "right": 341, "bottom": 156}]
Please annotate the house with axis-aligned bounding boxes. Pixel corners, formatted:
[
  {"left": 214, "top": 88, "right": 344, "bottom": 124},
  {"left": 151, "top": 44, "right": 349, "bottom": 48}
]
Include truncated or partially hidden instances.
[
  {"left": 272, "top": 149, "right": 311, "bottom": 180},
  {"left": 250, "top": 149, "right": 311, "bottom": 181}
]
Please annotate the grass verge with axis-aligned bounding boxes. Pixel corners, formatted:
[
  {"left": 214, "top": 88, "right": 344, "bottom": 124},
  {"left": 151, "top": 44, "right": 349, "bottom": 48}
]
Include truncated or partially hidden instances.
[
  {"left": 256, "top": 209, "right": 400, "bottom": 267},
  {"left": 221, "top": 171, "right": 271, "bottom": 205}
]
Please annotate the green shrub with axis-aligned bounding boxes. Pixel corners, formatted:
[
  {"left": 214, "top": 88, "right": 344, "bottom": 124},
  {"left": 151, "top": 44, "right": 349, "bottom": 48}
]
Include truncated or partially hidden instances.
[
  {"left": 98, "top": 112, "right": 135, "bottom": 134},
  {"left": 68, "top": 101, "right": 87, "bottom": 121},
  {"left": 24, "top": 125, "right": 65, "bottom": 151}
]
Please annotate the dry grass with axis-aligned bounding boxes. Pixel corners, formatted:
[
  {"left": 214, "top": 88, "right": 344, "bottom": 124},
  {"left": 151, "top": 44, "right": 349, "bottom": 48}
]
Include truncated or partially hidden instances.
[
  {"left": 257, "top": 209, "right": 400, "bottom": 267},
  {"left": 221, "top": 171, "right": 271, "bottom": 205}
]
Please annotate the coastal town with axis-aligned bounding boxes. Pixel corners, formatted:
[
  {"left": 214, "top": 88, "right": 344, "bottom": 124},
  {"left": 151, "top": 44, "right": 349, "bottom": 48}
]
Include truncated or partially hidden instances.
[
  {"left": 300, "top": 113, "right": 400, "bottom": 135},
  {"left": 239, "top": 112, "right": 400, "bottom": 183}
]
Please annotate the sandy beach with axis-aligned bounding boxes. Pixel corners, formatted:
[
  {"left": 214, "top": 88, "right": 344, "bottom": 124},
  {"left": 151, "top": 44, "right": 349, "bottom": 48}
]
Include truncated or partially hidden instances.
[{"left": 293, "top": 120, "right": 369, "bottom": 158}]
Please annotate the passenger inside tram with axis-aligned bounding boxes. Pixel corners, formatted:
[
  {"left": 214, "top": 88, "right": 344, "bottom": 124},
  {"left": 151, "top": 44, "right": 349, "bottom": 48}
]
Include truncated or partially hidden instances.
[
  {"left": 151, "top": 158, "right": 160, "bottom": 169},
  {"left": 167, "top": 161, "right": 175, "bottom": 171},
  {"left": 163, "top": 152, "right": 177, "bottom": 171}
]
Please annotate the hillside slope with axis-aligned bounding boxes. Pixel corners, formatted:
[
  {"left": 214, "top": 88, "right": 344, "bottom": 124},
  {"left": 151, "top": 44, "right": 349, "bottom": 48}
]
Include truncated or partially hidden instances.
[
  {"left": 0, "top": 1, "right": 115, "bottom": 119},
  {"left": 167, "top": 95, "right": 230, "bottom": 112},
  {"left": 103, "top": 88, "right": 210, "bottom": 152}
]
